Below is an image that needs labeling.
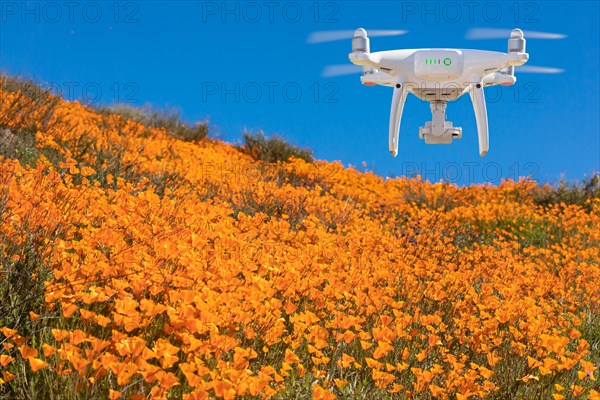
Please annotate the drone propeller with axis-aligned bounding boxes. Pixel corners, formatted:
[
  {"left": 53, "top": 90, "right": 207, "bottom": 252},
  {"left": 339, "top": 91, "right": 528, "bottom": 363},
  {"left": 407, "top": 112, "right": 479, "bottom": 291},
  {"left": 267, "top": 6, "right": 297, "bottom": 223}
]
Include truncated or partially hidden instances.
[
  {"left": 515, "top": 65, "right": 565, "bottom": 74},
  {"left": 468, "top": 28, "right": 567, "bottom": 74},
  {"left": 307, "top": 29, "right": 407, "bottom": 44},
  {"left": 321, "top": 64, "right": 363, "bottom": 77},
  {"left": 466, "top": 28, "right": 567, "bottom": 40}
]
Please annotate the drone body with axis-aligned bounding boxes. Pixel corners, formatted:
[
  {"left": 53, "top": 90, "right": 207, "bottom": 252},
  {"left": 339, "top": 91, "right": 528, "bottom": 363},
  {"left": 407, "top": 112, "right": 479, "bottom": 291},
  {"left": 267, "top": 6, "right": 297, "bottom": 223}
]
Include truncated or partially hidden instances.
[{"left": 348, "top": 28, "right": 529, "bottom": 157}]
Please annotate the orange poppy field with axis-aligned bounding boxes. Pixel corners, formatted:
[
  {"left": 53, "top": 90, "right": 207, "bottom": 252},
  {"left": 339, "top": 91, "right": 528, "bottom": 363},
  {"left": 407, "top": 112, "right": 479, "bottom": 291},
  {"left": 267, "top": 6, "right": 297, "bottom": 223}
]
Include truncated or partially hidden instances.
[{"left": 0, "top": 77, "right": 599, "bottom": 399}]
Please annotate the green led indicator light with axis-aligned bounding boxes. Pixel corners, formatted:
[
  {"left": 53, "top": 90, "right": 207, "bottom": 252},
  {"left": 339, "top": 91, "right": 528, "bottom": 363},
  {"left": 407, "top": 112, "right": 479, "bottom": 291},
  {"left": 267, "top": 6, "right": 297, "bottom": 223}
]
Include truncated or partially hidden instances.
[{"left": 426, "top": 58, "right": 453, "bottom": 66}]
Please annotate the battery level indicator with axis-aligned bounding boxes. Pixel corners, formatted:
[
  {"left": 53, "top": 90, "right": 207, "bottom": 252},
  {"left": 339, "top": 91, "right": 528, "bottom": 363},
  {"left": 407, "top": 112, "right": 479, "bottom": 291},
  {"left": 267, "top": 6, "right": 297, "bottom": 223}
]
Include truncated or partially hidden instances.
[{"left": 426, "top": 58, "right": 453, "bottom": 66}]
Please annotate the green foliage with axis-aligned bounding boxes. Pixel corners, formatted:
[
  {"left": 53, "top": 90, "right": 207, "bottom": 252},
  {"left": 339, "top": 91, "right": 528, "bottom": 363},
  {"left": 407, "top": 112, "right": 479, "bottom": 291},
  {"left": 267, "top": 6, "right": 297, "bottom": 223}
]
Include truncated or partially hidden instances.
[
  {"left": 452, "top": 216, "right": 565, "bottom": 250},
  {"left": 0, "top": 227, "right": 50, "bottom": 336},
  {"left": 96, "top": 103, "right": 209, "bottom": 143},
  {"left": 533, "top": 173, "right": 600, "bottom": 211},
  {"left": 239, "top": 131, "right": 314, "bottom": 163},
  {"left": 0, "top": 193, "right": 60, "bottom": 399}
]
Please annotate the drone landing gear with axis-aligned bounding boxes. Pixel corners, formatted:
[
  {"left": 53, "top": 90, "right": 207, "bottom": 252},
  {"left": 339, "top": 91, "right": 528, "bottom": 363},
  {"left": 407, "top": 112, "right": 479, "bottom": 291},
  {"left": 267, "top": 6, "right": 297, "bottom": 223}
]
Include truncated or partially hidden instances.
[{"left": 419, "top": 101, "right": 462, "bottom": 144}]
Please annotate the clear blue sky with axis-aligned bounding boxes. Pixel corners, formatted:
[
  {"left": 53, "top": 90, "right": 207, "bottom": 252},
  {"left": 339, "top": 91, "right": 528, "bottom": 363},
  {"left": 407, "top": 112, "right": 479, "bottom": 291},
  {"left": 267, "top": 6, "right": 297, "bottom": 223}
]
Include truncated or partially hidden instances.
[{"left": 1, "top": 0, "right": 598, "bottom": 184}]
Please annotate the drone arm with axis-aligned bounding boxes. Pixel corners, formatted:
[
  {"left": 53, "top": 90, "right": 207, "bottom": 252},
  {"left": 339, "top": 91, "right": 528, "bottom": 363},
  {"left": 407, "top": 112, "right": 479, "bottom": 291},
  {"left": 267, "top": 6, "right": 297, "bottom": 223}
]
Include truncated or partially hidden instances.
[
  {"left": 349, "top": 51, "right": 382, "bottom": 70},
  {"left": 469, "top": 83, "right": 489, "bottom": 157},
  {"left": 482, "top": 72, "right": 516, "bottom": 86},
  {"left": 389, "top": 82, "right": 408, "bottom": 157}
]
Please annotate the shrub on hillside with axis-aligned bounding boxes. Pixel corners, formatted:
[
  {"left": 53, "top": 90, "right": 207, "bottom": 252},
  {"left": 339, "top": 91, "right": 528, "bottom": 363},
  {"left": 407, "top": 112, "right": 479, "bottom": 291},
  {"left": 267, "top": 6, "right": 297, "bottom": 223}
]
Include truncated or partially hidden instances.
[
  {"left": 239, "top": 131, "right": 313, "bottom": 163},
  {"left": 533, "top": 173, "right": 600, "bottom": 211},
  {"left": 96, "top": 103, "right": 208, "bottom": 143}
]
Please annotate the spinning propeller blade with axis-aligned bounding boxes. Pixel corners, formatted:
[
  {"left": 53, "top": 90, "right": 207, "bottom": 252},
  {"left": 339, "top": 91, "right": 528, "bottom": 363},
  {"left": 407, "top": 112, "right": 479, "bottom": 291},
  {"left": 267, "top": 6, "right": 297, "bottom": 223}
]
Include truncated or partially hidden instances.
[
  {"left": 468, "top": 28, "right": 567, "bottom": 74},
  {"left": 516, "top": 65, "right": 565, "bottom": 74},
  {"left": 307, "top": 29, "right": 407, "bottom": 44},
  {"left": 321, "top": 64, "right": 363, "bottom": 77},
  {"left": 466, "top": 28, "right": 567, "bottom": 40}
]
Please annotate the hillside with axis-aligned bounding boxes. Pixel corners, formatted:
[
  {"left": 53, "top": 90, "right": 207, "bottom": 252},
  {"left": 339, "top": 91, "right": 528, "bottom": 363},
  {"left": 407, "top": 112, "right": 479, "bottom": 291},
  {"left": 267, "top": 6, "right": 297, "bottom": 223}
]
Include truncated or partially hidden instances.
[{"left": 0, "top": 76, "right": 599, "bottom": 400}]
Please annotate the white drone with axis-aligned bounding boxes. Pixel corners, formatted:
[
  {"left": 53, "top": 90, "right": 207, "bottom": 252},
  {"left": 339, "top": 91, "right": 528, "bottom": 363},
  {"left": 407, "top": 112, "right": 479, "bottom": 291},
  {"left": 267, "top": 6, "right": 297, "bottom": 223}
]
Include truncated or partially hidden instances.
[{"left": 309, "top": 28, "right": 565, "bottom": 157}]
